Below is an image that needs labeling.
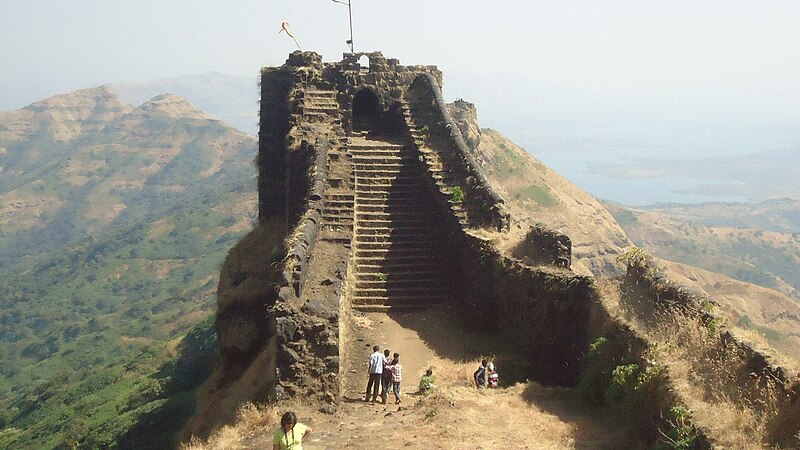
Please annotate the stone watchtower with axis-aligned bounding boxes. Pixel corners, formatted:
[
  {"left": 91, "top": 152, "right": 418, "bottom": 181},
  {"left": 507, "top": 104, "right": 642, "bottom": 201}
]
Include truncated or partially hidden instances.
[
  {"left": 255, "top": 50, "right": 509, "bottom": 397},
  {"left": 189, "top": 52, "right": 598, "bottom": 436}
]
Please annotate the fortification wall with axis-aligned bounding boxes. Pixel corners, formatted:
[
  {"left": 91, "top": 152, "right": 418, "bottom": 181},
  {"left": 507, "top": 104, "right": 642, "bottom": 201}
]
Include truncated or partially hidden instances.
[
  {"left": 511, "top": 225, "right": 572, "bottom": 269},
  {"left": 623, "top": 254, "right": 800, "bottom": 446},
  {"left": 405, "top": 73, "right": 508, "bottom": 230},
  {"left": 194, "top": 51, "right": 729, "bottom": 445}
]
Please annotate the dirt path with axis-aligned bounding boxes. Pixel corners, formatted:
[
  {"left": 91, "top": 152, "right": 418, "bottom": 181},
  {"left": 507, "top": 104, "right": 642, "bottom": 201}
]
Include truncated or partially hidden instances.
[{"left": 235, "top": 307, "right": 637, "bottom": 449}]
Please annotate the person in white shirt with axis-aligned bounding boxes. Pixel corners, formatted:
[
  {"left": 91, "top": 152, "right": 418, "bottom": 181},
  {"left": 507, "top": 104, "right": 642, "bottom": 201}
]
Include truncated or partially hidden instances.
[{"left": 365, "top": 345, "right": 386, "bottom": 403}]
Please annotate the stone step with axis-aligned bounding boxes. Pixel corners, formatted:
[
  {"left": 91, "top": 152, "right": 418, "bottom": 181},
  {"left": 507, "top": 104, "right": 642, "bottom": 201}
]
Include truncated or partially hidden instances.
[
  {"left": 355, "top": 251, "right": 445, "bottom": 260},
  {"left": 355, "top": 189, "right": 416, "bottom": 196},
  {"left": 357, "top": 226, "right": 431, "bottom": 235},
  {"left": 351, "top": 294, "right": 448, "bottom": 304},
  {"left": 356, "top": 241, "right": 436, "bottom": 250},
  {"left": 355, "top": 198, "right": 418, "bottom": 206},
  {"left": 356, "top": 271, "right": 445, "bottom": 281},
  {"left": 356, "top": 220, "right": 430, "bottom": 229},
  {"left": 306, "top": 99, "right": 338, "bottom": 107},
  {"left": 328, "top": 193, "right": 355, "bottom": 201},
  {"left": 352, "top": 303, "right": 444, "bottom": 312},
  {"left": 355, "top": 166, "right": 413, "bottom": 173},
  {"left": 355, "top": 233, "right": 430, "bottom": 242},
  {"left": 351, "top": 155, "right": 414, "bottom": 162},
  {"left": 325, "top": 198, "right": 353, "bottom": 206},
  {"left": 323, "top": 206, "right": 353, "bottom": 215},
  {"left": 354, "top": 172, "right": 413, "bottom": 179},
  {"left": 354, "top": 254, "right": 445, "bottom": 264},
  {"left": 304, "top": 106, "right": 339, "bottom": 114},
  {"left": 355, "top": 204, "right": 423, "bottom": 213},
  {"left": 356, "top": 263, "right": 442, "bottom": 273},
  {"left": 348, "top": 148, "right": 407, "bottom": 154},
  {"left": 322, "top": 214, "right": 353, "bottom": 222},
  {"left": 305, "top": 90, "right": 337, "bottom": 98},
  {"left": 355, "top": 278, "right": 448, "bottom": 289},
  {"left": 303, "top": 111, "right": 337, "bottom": 119},
  {"left": 355, "top": 180, "right": 418, "bottom": 187},
  {"left": 348, "top": 142, "right": 404, "bottom": 149}
]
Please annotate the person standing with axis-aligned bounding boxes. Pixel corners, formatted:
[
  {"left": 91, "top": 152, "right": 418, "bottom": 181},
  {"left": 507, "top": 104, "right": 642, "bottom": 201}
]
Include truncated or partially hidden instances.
[
  {"left": 386, "top": 352, "right": 403, "bottom": 404},
  {"left": 487, "top": 362, "right": 499, "bottom": 388},
  {"left": 473, "top": 359, "right": 488, "bottom": 389},
  {"left": 272, "top": 411, "right": 311, "bottom": 450},
  {"left": 365, "top": 345, "right": 386, "bottom": 404},
  {"left": 380, "top": 349, "right": 393, "bottom": 404}
]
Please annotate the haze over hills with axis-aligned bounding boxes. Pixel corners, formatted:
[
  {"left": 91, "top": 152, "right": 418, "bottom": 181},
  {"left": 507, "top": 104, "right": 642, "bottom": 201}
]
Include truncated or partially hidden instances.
[
  {"left": 100, "top": 72, "right": 800, "bottom": 207},
  {"left": 604, "top": 200, "right": 800, "bottom": 300},
  {"left": 470, "top": 120, "right": 800, "bottom": 362},
  {"left": 107, "top": 73, "right": 259, "bottom": 135}
]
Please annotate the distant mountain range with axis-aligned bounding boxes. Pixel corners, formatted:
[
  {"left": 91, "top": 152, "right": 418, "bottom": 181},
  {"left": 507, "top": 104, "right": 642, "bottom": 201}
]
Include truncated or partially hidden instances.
[
  {"left": 107, "top": 73, "right": 259, "bottom": 135},
  {"left": 0, "top": 86, "right": 256, "bottom": 448}
]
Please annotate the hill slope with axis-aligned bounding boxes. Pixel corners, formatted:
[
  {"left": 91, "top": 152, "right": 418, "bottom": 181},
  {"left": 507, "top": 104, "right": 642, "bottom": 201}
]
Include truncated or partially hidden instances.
[
  {"left": 477, "top": 128, "right": 631, "bottom": 276},
  {"left": 605, "top": 201, "right": 800, "bottom": 301},
  {"left": 0, "top": 88, "right": 257, "bottom": 448}
]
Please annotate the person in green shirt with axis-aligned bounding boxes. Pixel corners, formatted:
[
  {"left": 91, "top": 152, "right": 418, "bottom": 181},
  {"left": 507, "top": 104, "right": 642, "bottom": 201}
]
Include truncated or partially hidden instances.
[
  {"left": 418, "top": 368, "right": 436, "bottom": 395},
  {"left": 272, "top": 411, "right": 312, "bottom": 450}
]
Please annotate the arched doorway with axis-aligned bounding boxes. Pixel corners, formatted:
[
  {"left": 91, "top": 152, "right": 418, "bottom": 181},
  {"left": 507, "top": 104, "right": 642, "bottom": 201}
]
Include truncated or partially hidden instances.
[{"left": 352, "top": 88, "right": 381, "bottom": 132}]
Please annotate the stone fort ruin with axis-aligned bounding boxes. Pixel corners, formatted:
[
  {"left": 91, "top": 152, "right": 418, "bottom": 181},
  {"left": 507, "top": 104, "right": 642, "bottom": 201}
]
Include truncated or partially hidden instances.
[{"left": 185, "top": 51, "right": 800, "bottom": 446}]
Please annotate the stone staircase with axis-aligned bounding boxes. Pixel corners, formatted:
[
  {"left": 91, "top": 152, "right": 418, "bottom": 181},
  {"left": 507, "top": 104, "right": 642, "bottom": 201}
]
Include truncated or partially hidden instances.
[
  {"left": 402, "top": 102, "right": 469, "bottom": 226},
  {"left": 302, "top": 89, "right": 341, "bottom": 124},
  {"left": 349, "top": 137, "right": 451, "bottom": 311}
]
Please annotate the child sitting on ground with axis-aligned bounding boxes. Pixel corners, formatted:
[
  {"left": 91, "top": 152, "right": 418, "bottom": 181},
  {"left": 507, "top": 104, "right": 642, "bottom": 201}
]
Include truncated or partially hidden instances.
[{"left": 418, "top": 368, "right": 436, "bottom": 395}]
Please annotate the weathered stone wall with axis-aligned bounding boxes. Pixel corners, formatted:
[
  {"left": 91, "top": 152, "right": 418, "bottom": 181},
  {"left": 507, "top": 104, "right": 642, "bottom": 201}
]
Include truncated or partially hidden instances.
[
  {"left": 258, "top": 68, "right": 296, "bottom": 227},
  {"left": 511, "top": 225, "right": 572, "bottom": 269},
  {"left": 406, "top": 73, "right": 508, "bottom": 230},
  {"left": 319, "top": 54, "right": 442, "bottom": 135},
  {"left": 448, "top": 99, "right": 481, "bottom": 151}
]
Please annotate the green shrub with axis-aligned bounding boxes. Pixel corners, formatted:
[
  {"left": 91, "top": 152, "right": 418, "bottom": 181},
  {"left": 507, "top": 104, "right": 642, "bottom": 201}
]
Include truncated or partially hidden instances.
[
  {"left": 656, "top": 405, "right": 697, "bottom": 449},
  {"left": 450, "top": 186, "right": 464, "bottom": 204}
]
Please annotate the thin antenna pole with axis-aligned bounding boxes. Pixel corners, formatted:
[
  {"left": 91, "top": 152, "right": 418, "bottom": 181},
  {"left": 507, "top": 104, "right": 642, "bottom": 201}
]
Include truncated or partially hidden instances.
[
  {"left": 332, "top": 0, "right": 354, "bottom": 52},
  {"left": 347, "top": 0, "right": 354, "bottom": 52}
]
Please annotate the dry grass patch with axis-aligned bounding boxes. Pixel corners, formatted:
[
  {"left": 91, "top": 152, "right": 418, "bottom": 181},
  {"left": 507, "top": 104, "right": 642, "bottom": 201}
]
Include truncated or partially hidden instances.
[{"left": 612, "top": 280, "right": 781, "bottom": 447}]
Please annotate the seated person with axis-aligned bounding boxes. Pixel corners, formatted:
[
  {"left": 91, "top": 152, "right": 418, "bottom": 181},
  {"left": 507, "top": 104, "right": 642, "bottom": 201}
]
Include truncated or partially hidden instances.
[{"left": 418, "top": 369, "right": 436, "bottom": 395}]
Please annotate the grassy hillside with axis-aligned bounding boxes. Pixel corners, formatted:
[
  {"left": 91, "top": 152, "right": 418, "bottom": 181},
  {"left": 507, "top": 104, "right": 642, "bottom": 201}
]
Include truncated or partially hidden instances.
[
  {"left": 0, "top": 88, "right": 257, "bottom": 448},
  {"left": 477, "top": 128, "right": 631, "bottom": 277},
  {"left": 605, "top": 202, "right": 800, "bottom": 301}
]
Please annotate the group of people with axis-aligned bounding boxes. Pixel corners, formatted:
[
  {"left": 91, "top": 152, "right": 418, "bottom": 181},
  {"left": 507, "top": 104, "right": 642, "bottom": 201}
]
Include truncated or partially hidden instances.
[
  {"left": 365, "top": 346, "right": 403, "bottom": 404},
  {"left": 473, "top": 359, "right": 499, "bottom": 389},
  {"left": 367, "top": 346, "right": 498, "bottom": 405},
  {"left": 271, "top": 356, "right": 500, "bottom": 449}
]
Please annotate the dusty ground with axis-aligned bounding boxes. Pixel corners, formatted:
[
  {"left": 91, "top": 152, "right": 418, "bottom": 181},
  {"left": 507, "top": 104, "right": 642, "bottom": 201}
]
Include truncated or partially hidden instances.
[{"left": 217, "top": 307, "right": 635, "bottom": 450}]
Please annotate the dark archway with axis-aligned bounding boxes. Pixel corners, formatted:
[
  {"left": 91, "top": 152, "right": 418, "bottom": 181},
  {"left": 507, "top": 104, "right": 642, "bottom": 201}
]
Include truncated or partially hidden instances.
[{"left": 352, "top": 88, "right": 381, "bottom": 132}]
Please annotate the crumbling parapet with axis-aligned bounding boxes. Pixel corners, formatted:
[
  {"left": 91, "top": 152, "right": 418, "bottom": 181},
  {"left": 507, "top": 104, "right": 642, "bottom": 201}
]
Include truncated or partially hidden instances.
[
  {"left": 405, "top": 73, "right": 508, "bottom": 230},
  {"left": 511, "top": 225, "right": 572, "bottom": 269}
]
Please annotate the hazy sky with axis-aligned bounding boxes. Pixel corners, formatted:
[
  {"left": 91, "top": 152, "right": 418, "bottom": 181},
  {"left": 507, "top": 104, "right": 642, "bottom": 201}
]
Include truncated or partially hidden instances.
[{"left": 2, "top": 1, "right": 799, "bottom": 203}]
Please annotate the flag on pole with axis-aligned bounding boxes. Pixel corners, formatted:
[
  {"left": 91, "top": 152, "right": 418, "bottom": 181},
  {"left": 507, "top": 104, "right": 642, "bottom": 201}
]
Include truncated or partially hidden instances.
[{"left": 278, "top": 22, "right": 302, "bottom": 51}]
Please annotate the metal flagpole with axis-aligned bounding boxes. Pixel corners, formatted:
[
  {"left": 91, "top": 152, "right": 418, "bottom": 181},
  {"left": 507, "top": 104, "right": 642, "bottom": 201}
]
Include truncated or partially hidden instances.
[{"left": 332, "top": 0, "right": 354, "bottom": 52}]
